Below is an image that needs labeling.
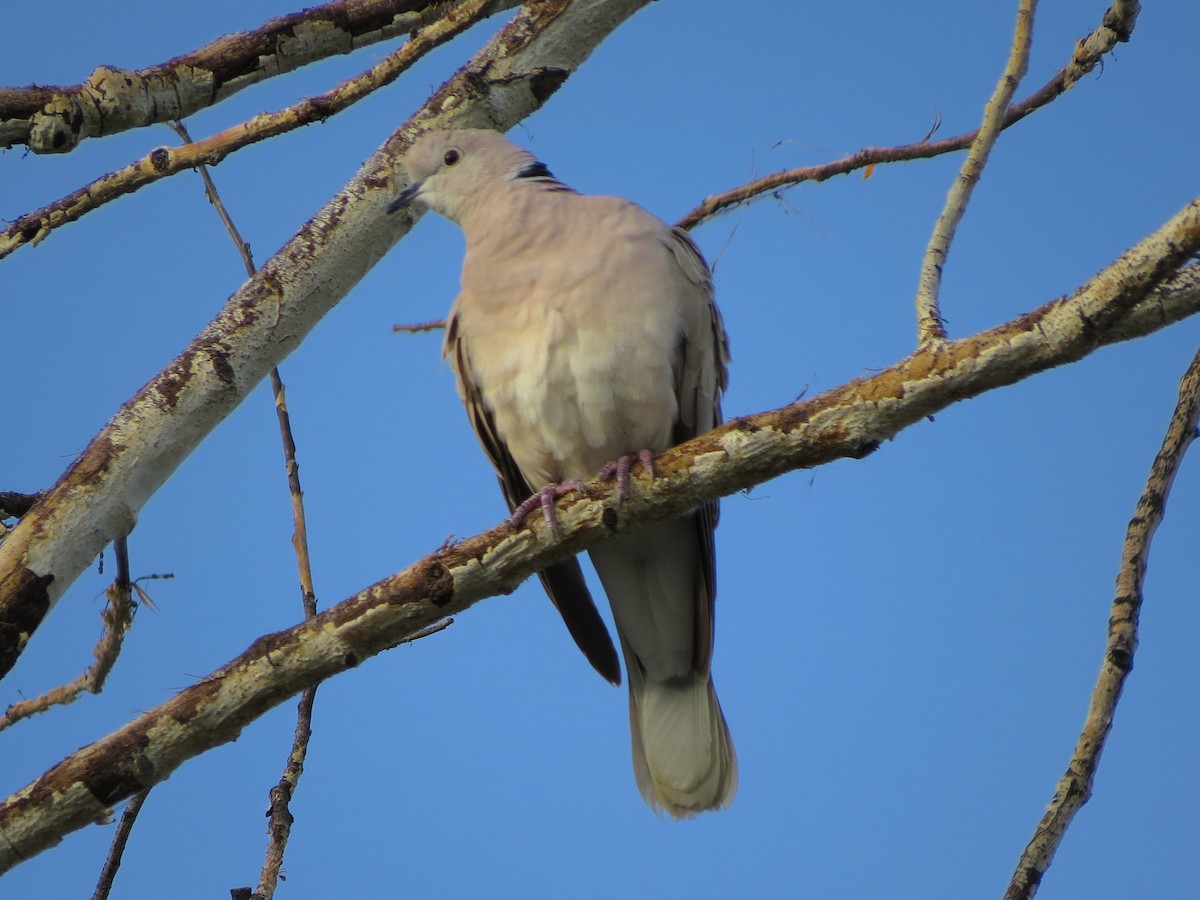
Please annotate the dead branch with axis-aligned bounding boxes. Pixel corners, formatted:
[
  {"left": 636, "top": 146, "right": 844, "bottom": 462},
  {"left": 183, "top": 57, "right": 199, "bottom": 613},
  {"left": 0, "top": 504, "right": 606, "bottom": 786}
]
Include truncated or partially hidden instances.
[
  {"left": 89, "top": 790, "right": 149, "bottom": 900},
  {"left": 675, "top": 0, "right": 1141, "bottom": 231},
  {"left": 1003, "top": 345, "right": 1200, "bottom": 900},
  {"left": 0, "top": 0, "right": 468, "bottom": 153},
  {"left": 0, "top": 0, "right": 518, "bottom": 260},
  {"left": 0, "top": 538, "right": 169, "bottom": 732},
  {"left": 915, "top": 0, "right": 1037, "bottom": 344}
]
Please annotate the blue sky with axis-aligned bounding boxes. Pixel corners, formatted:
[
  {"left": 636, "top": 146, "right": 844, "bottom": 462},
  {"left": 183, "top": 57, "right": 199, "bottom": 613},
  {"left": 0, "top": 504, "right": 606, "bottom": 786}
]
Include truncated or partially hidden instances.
[{"left": 3, "top": 1, "right": 1198, "bottom": 897}]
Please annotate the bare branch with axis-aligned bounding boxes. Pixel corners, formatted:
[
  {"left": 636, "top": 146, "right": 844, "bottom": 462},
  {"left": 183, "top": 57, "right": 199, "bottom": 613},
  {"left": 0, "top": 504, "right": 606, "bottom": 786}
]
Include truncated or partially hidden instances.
[
  {"left": 89, "top": 790, "right": 149, "bottom": 900},
  {"left": 1004, "top": 348, "right": 1200, "bottom": 900},
  {"left": 674, "top": 0, "right": 1141, "bottom": 232},
  {"left": 0, "top": 538, "right": 157, "bottom": 732},
  {"left": 0, "top": 0, "right": 655, "bottom": 681},
  {"left": 177, "top": 116, "right": 326, "bottom": 898},
  {"left": 915, "top": 0, "right": 1037, "bottom": 344},
  {"left": 393, "top": 319, "right": 447, "bottom": 333},
  {"left": 252, "top": 688, "right": 317, "bottom": 900},
  {"left": 0, "top": 0, "right": 471, "bottom": 153},
  {"left": 171, "top": 116, "right": 324, "bottom": 899},
  {"left": 0, "top": 0, "right": 519, "bottom": 261},
  {"left": 1, "top": 199, "right": 1197, "bottom": 874}
]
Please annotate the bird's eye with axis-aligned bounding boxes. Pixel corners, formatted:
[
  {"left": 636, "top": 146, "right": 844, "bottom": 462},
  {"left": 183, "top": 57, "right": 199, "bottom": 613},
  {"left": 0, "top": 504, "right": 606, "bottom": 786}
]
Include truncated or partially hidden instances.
[{"left": 443, "top": 149, "right": 461, "bottom": 166}]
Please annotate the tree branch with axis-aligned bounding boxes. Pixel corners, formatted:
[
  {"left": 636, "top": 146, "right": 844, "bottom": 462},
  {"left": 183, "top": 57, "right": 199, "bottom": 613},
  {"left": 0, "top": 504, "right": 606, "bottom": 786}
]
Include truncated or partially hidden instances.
[
  {"left": 0, "top": 0, "right": 468, "bottom": 153},
  {"left": 0, "top": 0, "right": 520, "bottom": 261},
  {"left": 88, "top": 790, "right": 149, "bottom": 900},
  {"left": 675, "top": 0, "right": 1141, "bottom": 232},
  {"left": 0, "top": 0, "right": 654, "bottom": 681},
  {"left": 1, "top": 199, "right": 1197, "bottom": 874},
  {"left": 0, "top": 539, "right": 169, "bottom": 732},
  {"left": 915, "top": 0, "right": 1036, "bottom": 344},
  {"left": 1003, "top": 347, "right": 1200, "bottom": 900}
]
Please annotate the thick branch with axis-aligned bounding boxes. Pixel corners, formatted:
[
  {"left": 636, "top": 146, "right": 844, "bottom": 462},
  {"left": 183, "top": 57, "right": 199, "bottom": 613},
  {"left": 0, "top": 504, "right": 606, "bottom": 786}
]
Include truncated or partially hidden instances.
[
  {"left": 0, "top": 0, "right": 519, "bottom": 261},
  {"left": 0, "top": 0, "right": 654, "bottom": 681},
  {"left": 0, "top": 0, "right": 461, "bottom": 153},
  {"left": 1, "top": 205, "right": 1197, "bottom": 873}
]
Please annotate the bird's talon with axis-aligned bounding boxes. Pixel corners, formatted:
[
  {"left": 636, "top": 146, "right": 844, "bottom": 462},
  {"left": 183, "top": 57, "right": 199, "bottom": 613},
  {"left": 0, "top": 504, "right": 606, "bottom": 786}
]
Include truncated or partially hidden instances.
[
  {"left": 509, "top": 480, "right": 585, "bottom": 540},
  {"left": 598, "top": 450, "right": 656, "bottom": 502}
]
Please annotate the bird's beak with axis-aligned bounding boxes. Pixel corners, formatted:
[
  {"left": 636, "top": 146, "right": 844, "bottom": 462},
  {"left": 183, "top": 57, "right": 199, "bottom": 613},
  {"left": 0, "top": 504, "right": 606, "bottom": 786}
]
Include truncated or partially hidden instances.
[{"left": 387, "top": 180, "right": 424, "bottom": 214}]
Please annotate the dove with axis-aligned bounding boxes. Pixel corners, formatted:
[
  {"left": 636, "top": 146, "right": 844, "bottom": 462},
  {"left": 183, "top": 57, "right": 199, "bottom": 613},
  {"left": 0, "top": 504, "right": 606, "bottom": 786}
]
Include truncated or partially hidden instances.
[{"left": 390, "top": 129, "right": 735, "bottom": 816}]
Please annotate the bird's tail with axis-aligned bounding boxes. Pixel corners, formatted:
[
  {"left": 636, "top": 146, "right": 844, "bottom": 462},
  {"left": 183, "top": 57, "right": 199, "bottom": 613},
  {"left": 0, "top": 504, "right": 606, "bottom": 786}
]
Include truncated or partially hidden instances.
[
  {"left": 590, "top": 518, "right": 737, "bottom": 817},
  {"left": 626, "top": 663, "right": 737, "bottom": 818}
]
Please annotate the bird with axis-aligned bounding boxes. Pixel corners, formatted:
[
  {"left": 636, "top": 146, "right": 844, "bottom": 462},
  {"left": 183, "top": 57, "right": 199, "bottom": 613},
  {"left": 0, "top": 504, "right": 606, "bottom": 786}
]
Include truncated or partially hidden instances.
[{"left": 389, "top": 129, "right": 736, "bottom": 817}]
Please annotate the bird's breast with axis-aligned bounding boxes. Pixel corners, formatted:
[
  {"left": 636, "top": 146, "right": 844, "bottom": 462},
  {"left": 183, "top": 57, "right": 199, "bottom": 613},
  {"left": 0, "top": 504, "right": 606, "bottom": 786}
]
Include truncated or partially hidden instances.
[{"left": 454, "top": 265, "right": 681, "bottom": 487}]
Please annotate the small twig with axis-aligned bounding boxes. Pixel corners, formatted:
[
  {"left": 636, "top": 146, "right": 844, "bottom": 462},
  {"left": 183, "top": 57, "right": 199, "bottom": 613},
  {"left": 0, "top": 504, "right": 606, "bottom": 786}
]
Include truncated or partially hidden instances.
[
  {"left": 0, "top": 537, "right": 155, "bottom": 731},
  {"left": 172, "top": 121, "right": 322, "bottom": 899},
  {"left": 1004, "top": 344, "right": 1200, "bottom": 900},
  {"left": 401, "top": 617, "right": 454, "bottom": 645},
  {"left": 252, "top": 686, "right": 316, "bottom": 900},
  {"left": 674, "top": 0, "right": 1139, "bottom": 233},
  {"left": 915, "top": 0, "right": 1037, "bottom": 344},
  {"left": 90, "top": 790, "right": 150, "bottom": 900},
  {"left": 392, "top": 319, "right": 447, "bottom": 333}
]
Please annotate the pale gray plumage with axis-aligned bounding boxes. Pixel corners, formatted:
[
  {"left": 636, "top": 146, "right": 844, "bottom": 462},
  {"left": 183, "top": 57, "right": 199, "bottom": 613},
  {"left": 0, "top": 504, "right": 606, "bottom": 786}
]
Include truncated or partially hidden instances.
[{"left": 391, "top": 129, "right": 735, "bottom": 817}]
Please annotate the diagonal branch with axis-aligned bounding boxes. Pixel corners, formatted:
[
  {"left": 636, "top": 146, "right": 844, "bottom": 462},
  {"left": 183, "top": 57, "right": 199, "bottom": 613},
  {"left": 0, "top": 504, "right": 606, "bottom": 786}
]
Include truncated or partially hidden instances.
[
  {"left": 1, "top": 202, "right": 1197, "bottom": 874},
  {"left": 0, "top": 0, "right": 655, "bottom": 682},
  {"left": 675, "top": 0, "right": 1140, "bottom": 232},
  {"left": 0, "top": 0, "right": 519, "bottom": 261},
  {"left": 1, "top": 0, "right": 470, "bottom": 153},
  {"left": 1003, "top": 346, "right": 1200, "bottom": 900},
  {"left": 88, "top": 790, "right": 149, "bottom": 900},
  {"left": 915, "top": 0, "right": 1037, "bottom": 344}
]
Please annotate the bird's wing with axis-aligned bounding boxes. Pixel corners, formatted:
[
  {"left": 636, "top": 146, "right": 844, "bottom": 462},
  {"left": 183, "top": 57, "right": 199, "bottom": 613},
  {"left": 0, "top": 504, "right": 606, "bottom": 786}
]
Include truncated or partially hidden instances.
[
  {"left": 664, "top": 226, "right": 730, "bottom": 672},
  {"left": 445, "top": 308, "right": 621, "bottom": 685}
]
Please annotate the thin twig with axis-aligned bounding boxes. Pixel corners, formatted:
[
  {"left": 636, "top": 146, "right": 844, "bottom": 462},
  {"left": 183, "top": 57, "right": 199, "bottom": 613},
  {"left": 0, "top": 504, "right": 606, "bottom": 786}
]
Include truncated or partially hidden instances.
[
  {"left": 0, "top": 0, "right": 512, "bottom": 260},
  {"left": 1004, "top": 345, "right": 1200, "bottom": 900},
  {"left": 0, "top": 537, "right": 166, "bottom": 731},
  {"left": 89, "top": 790, "right": 150, "bottom": 900},
  {"left": 252, "top": 687, "right": 317, "bottom": 900},
  {"left": 674, "top": 1, "right": 1139, "bottom": 233},
  {"left": 392, "top": 319, "right": 447, "bottom": 333},
  {"left": 171, "top": 120, "right": 322, "bottom": 900},
  {"left": 915, "top": 0, "right": 1037, "bottom": 344}
]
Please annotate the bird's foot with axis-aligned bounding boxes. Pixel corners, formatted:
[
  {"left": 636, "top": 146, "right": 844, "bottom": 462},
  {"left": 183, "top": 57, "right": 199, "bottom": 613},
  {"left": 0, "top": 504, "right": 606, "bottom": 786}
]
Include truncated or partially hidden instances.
[
  {"left": 509, "top": 480, "right": 586, "bottom": 540},
  {"left": 597, "top": 449, "right": 656, "bottom": 502}
]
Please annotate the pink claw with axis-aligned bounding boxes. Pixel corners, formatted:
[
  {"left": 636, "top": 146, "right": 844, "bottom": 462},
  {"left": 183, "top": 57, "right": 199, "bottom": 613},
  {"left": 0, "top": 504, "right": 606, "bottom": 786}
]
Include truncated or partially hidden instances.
[
  {"left": 509, "top": 480, "right": 586, "bottom": 539},
  {"left": 598, "top": 449, "right": 656, "bottom": 502}
]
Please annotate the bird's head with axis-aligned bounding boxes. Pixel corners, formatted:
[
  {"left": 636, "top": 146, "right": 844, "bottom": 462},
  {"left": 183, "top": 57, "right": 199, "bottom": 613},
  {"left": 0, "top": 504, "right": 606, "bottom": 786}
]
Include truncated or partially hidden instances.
[{"left": 388, "top": 129, "right": 553, "bottom": 224}]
